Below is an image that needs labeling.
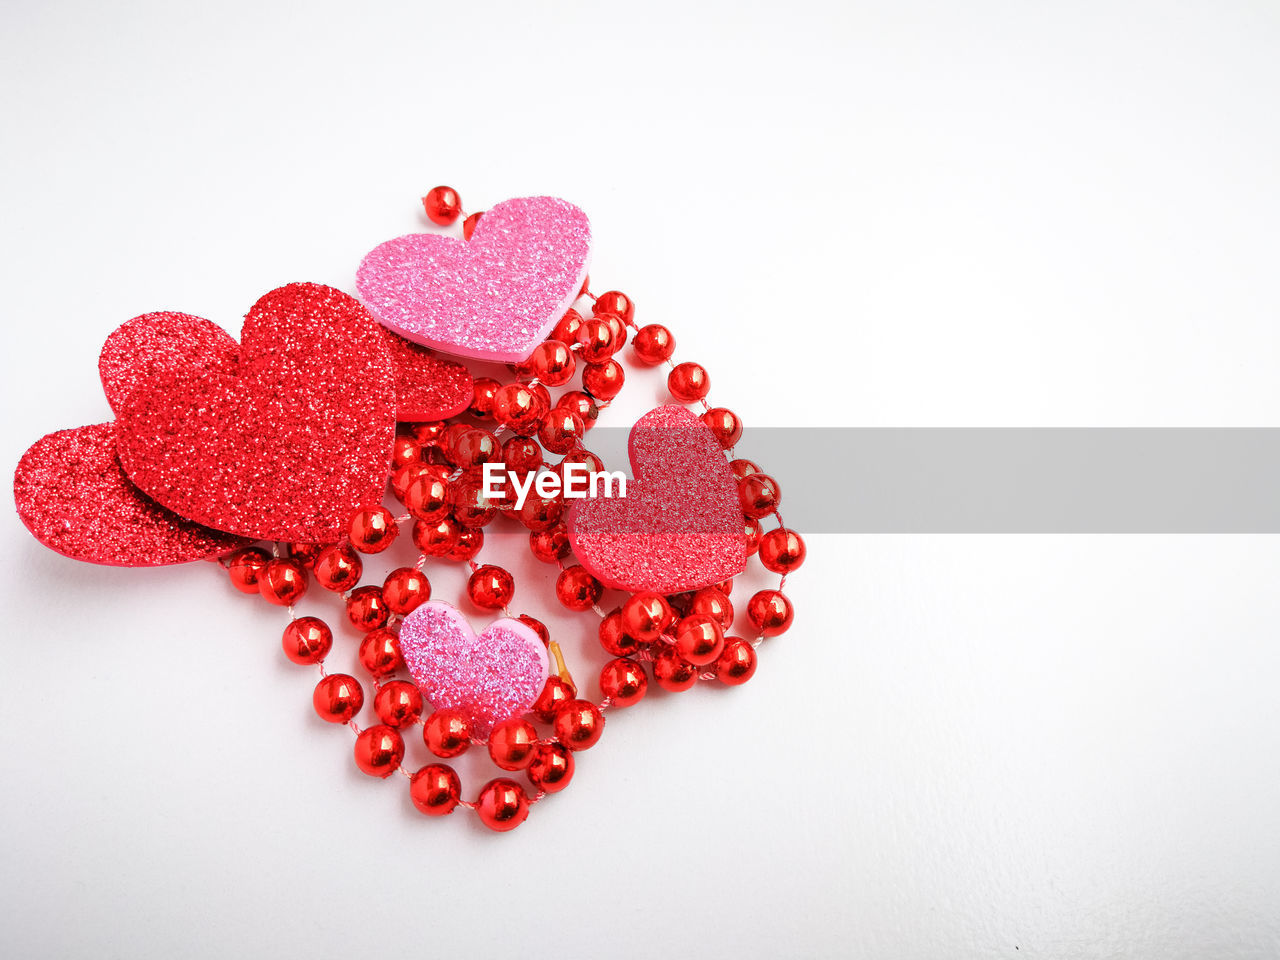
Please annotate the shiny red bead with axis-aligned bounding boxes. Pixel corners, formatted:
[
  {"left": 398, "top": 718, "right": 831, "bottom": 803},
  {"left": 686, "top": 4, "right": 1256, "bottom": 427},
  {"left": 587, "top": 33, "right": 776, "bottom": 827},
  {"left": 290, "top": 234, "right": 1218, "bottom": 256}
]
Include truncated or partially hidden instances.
[
  {"left": 652, "top": 645, "right": 699, "bottom": 692},
  {"left": 526, "top": 741, "right": 574, "bottom": 793},
  {"left": 476, "top": 778, "right": 530, "bottom": 832},
  {"left": 674, "top": 614, "right": 725, "bottom": 666},
  {"left": 600, "top": 658, "right": 648, "bottom": 706},
  {"left": 555, "top": 565, "right": 602, "bottom": 611},
  {"left": 448, "top": 527, "right": 484, "bottom": 562},
  {"left": 553, "top": 699, "right": 604, "bottom": 751},
  {"left": 552, "top": 307, "right": 584, "bottom": 344},
  {"left": 382, "top": 567, "right": 431, "bottom": 615},
  {"left": 531, "top": 675, "right": 577, "bottom": 723},
  {"left": 747, "top": 589, "right": 794, "bottom": 636},
  {"left": 518, "top": 493, "right": 564, "bottom": 532},
  {"left": 281, "top": 616, "right": 332, "bottom": 665},
  {"left": 346, "top": 585, "right": 389, "bottom": 632},
  {"left": 620, "top": 592, "right": 671, "bottom": 643},
  {"left": 632, "top": 323, "right": 674, "bottom": 365},
  {"left": 758, "top": 527, "right": 806, "bottom": 574},
  {"left": 493, "top": 382, "right": 546, "bottom": 435},
  {"left": 598, "top": 609, "right": 642, "bottom": 657},
  {"left": 358, "top": 627, "right": 402, "bottom": 679},
  {"left": 529, "top": 523, "right": 571, "bottom": 563},
  {"left": 668, "top": 362, "right": 710, "bottom": 403},
  {"left": 575, "top": 317, "right": 616, "bottom": 363},
  {"left": 600, "top": 312, "right": 627, "bottom": 351},
  {"left": 582, "top": 359, "right": 624, "bottom": 400},
  {"left": 469, "top": 377, "right": 501, "bottom": 419},
  {"left": 744, "top": 516, "right": 762, "bottom": 555},
  {"left": 738, "top": 474, "right": 781, "bottom": 519},
  {"left": 391, "top": 435, "right": 422, "bottom": 469},
  {"left": 349, "top": 505, "right": 399, "bottom": 553},
  {"left": 423, "top": 709, "right": 472, "bottom": 758},
  {"left": 488, "top": 718, "right": 539, "bottom": 771},
  {"left": 313, "top": 543, "right": 362, "bottom": 592},
  {"left": 227, "top": 547, "right": 269, "bottom": 593},
  {"left": 288, "top": 542, "right": 322, "bottom": 568},
  {"left": 410, "top": 763, "right": 462, "bottom": 816},
  {"left": 502, "top": 436, "right": 543, "bottom": 474},
  {"left": 730, "top": 458, "right": 760, "bottom": 480},
  {"left": 313, "top": 674, "right": 363, "bottom": 723},
  {"left": 450, "top": 428, "right": 500, "bottom": 472},
  {"left": 354, "top": 724, "right": 405, "bottom": 778},
  {"left": 374, "top": 680, "right": 424, "bottom": 727},
  {"left": 529, "top": 339, "right": 576, "bottom": 387},
  {"left": 517, "top": 614, "right": 550, "bottom": 646},
  {"left": 467, "top": 565, "right": 514, "bottom": 610},
  {"left": 391, "top": 462, "right": 432, "bottom": 503},
  {"left": 422, "top": 185, "right": 462, "bottom": 225},
  {"left": 452, "top": 480, "right": 498, "bottom": 529},
  {"left": 259, "top": 559, "right": 308, "bottom": 606},
  {"left": 715, "top": 638, "right": 757, "bottom": 685},
  {"left": 556, "top": 390, "right": 598, "bottom": 431},
  {"left": 700, "top": 407, "right": 742, "bottom": 449},
  {"left": 410, "top": 421, "right": 447, "bottom": 445},
  {"left": 462, "top": 210, "right": 483, "bottom": 240},
  {"left": 593, "top": 290, "right": 634, "bottom": 325},
  {"left": 412, "top": 515, "right": 462, "bottom": 556},
  {"left": 687, "top": 587, "right": 734, "bottom": 632},
  {"left": 538, "top": 409, "right": 584, "bottom": 454}
]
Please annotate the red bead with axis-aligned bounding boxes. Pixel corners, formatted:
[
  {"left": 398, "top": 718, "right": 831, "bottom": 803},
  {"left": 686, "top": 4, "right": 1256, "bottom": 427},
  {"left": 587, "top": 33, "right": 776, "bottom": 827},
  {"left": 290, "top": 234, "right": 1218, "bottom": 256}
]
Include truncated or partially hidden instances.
[
  {"left": 412, "top": 516, "right": 462, "bottom": 557},
  {"left": 354, "top": 724, "right": 405, "bottom": 778},
  {"left": 423, "top": 709, "right": 472, "bottom": 758},
  {"left": 502, "top": 436, "right": 543, "bottom": 474},
  {"left": 674, "top": 614, "right": 725, "bottom": 666},
  {"left": 529, "top": 523, "right": 571, "bottom": 563},
  {"left": 358, "top": 627, "right": 402, "bottom": 679},
  {"left": 526, "top": 741, "right": 574, "bottom": 793},
  {"left": 632, "top": 324, "right": 674, "bottom": 365},
  {"left": 349, "top": 505, "right": 399, "bottom": 553},
  {"left": 346, "top": 585, "right": 389, "bottom": 631},
  {"left": 517, "top": 614, "right": 550, "bottom": 646},
  {"left": 687, "top": 587, "right": 734, "bottom": 632},
  {"left": 593, "top": 290, "right": 635, "bottom": 326},
  {"left": 758, "top": 527, "right": 806, "bottom": 574},
  {"left": 227, "top": 547, "right": 269, "bottom": 593},
  {"left": 600, "top": 312, "right": 628, "bottom": 351},
  {"left": 620, "top": 592, "right": 671, "bottom": 643},
  {"left": 410, "top": 421, "right": 447, "bottom": 445},
  {"left": 374, "top": 680, "right": 424, "bottom": 727},
  {"left": 259, "top": 559, "right": 308, "bottom": 606},
  {"left": 730, "top": 458, "right": 760, "bottom": 480},
  {"left": 555, "top": 448, "right": 604, "bottom": 479},
  {"left": 448, "top": 527, "right": 484, "bottom": 562},
  {"left": 575, "top": 317, "right": 616, "bottom": 363},
  {"left": 551, "top": 308, "right": 584, "bottom": 344},
  {"left": 469, "top": 377, "right": 501, "bottom": 419},
  {"left": 747, "top": 590, "right": 793, "bottom": 636},
  {"left": 467, "top": 565, "right": 514, "bottom": 610},
  {"left": 282, "top": 616, "right": 333, "bottom": 665},
  {"left": 600, "top": 658, "right": 647, "bottom": 707},
  {"left": 700, "top": 407, "right": 742, "bottom": 449},
  {"left": 422, "top": 185, "right": 462, "bottom": 225},
  {"left": 556, "top": 390, "right": 599, "bottom": 431},
  {"left": 518, "top": 493, "right": 564, "bottom": 532},
  {"left": 553, "top": 699, "right": 604, "bottom": 751},
  {"left": 716, "top": 638, "right": 757, "bottom": 685},
  {"left": 532, "top": 675, "right": 577, "bottom": 723},
  {"left": 462, "top": 210, "right": 483, "bottom": 240},
  {"left": 475, "top": 778, "right": 530, "bottom": 832},
  {"left": 744, "top": 516, "right": 762, "bottom": 555},
  {"left": 391, "top": 435, "right": 422, "bottom": 469},
  {"left": 313, "top": 674, "right": 363, "bottom": 723},
  {"left": 668, "top": 362, "right": 710, "bottom": 403},
  {"left": 652, "top": 645, "right": 699, "bottom": 692},
  {"left": 487, "top": 718, "right": 539, "bottom": 771},
  {"left": 738, "top": 473, "right": 781, "bottom": 519},
  {"left": 599, "top": 609, "right": 642, "bottom": 657},
  {"left": 538, "top": 409, "right": 584, "bottom": 454},
  {"left": 450, "top": 427, "right": 500, "bottom": 472},
  {"left": 391, "top": 462, "right": 432, "bottom": 503},
  {"left": 313, "top": 543, "right": 362, "bottom": 592},
  {"left": 452, "top": 480, "right": 498, "bottom": 528},
  {"left": 528, "top": 340, "right": 576, "bottom": 387},
  {"left": 493, "top": 383, "right": 546, "bottom": 435},
  {"left": 382, "top": 567, "right": 431, "bottom": 615},
  {"left": 582, "top": 359, "right": 624, "bottom": 400},
  {"left": 288, "top": 542, "right": 322, "bottom": 568},
  {"left": 410, "top": 763, "right": 462, "bottom": 816},
  {"left": 555, "top": 565, "right": 602, "bottom": 611}
]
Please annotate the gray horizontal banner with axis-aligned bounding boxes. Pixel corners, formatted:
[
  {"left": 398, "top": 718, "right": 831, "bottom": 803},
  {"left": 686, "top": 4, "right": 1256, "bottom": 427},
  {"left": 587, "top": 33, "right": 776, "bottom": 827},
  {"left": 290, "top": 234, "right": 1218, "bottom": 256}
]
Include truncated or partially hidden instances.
[{"left": 578, "top": 427, "right": 1280, "bottom": 533}]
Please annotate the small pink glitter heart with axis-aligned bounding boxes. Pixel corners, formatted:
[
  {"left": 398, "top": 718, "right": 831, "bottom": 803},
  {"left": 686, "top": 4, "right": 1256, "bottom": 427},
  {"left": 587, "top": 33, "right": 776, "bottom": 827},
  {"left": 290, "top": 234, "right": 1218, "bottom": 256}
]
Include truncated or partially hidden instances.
[
  {"left": 398, "top": 601, "right": 549, "bottom": 738},
  {"left": 356, "top": 196, "right": 591, "bottom": 362},
  {"left": 567, "top": 405, "right": 749, "bottom": 594}
]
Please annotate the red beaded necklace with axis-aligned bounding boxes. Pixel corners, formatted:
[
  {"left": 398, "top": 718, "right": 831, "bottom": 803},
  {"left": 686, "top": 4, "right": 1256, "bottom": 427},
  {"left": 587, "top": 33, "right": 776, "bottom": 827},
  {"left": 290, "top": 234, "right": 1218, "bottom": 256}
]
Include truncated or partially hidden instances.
[{"left": 14, "top": 184, "right": 804, "bottom": 833}]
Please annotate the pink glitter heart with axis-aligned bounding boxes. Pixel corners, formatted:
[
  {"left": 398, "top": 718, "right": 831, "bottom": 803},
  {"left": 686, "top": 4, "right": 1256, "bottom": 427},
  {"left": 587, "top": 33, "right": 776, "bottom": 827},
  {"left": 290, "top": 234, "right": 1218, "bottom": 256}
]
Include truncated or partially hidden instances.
[
  {"left": 398, "top": 601, "right": 549, "bottom": 738},
  {"left": 567, "top": 405, "right": 749, "bottom": 594},
  {"left": 356, "top": 196, "right": 591, "bottom": 362}
]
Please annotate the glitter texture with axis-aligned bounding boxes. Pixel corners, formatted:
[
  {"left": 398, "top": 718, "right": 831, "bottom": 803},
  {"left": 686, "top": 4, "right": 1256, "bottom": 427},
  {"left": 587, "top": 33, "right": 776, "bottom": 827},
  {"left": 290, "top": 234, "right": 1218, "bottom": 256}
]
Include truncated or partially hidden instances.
[
  {"left": 100, "top": 312, "right": 240, "bottom": 414},
  {"left": 567, "top": 405, "right": 748, "bottom": 593},
  {"left": 356, "top": 196, "right": 591, "bottom": 362},
  {"left": 381, "top": 327, "right": 474, "bottom": 421},
  {"left": 114, "top": 283, "right": 397, "bottom": 543},
  {"left": 398, "top": 600, "right": 549, "bottom": 738},
  {"left": 13, "top": 422, "right": 248, "bottom": 566}
]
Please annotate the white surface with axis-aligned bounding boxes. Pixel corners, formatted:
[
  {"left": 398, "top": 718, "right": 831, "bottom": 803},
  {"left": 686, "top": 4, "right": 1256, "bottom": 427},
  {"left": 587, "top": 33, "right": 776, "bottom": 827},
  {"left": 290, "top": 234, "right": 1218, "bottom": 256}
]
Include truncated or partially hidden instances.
[{"left": 2, "top": 2, "right": 1278, "bottom": 958}]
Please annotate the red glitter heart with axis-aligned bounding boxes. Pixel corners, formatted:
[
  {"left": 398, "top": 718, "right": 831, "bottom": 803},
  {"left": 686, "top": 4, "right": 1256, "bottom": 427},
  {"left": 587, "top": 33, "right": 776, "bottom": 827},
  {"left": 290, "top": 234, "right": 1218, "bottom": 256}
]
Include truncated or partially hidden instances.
[
  {"left": 14, "top": 422, "right": 248, "bottom": 566},
  {"left": 114, "top": 283, "right": 397, "bottom": 543},
  {"left": 380, "top": 328, "right": 474, "bottom": 421},
  {"left": 567, "top": 405, "right": 748, "bottom": 593}
]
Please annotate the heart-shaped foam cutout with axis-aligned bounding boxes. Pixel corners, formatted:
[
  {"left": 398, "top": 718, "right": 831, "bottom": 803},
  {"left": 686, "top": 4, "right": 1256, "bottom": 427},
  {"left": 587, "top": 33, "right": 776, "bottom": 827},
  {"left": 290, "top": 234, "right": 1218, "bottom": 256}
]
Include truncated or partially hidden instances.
[
  {"left": 398, "top": 601, "right": 549, "bottom": 738},
  {"left": 14, "top": 422, "right": 249, "bottom": 566},
  {"left": 567, "top": 405, "right": 748, "bottom": 594},
  {"left": 101, "top": 309, "right": 470, "bottom": 422},
  {"left": 356, "top": 196, "right": 591, "bottom": 362},
  {"left": 114, "top": 283, "right": 397, "bottom": 543}
]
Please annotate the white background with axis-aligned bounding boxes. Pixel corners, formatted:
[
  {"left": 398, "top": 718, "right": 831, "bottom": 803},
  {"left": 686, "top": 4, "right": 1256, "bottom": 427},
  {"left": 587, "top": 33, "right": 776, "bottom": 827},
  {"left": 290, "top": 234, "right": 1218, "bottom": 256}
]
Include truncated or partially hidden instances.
[{"left": 2, "top": 1, "right": 1278, "bottom": 958}]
